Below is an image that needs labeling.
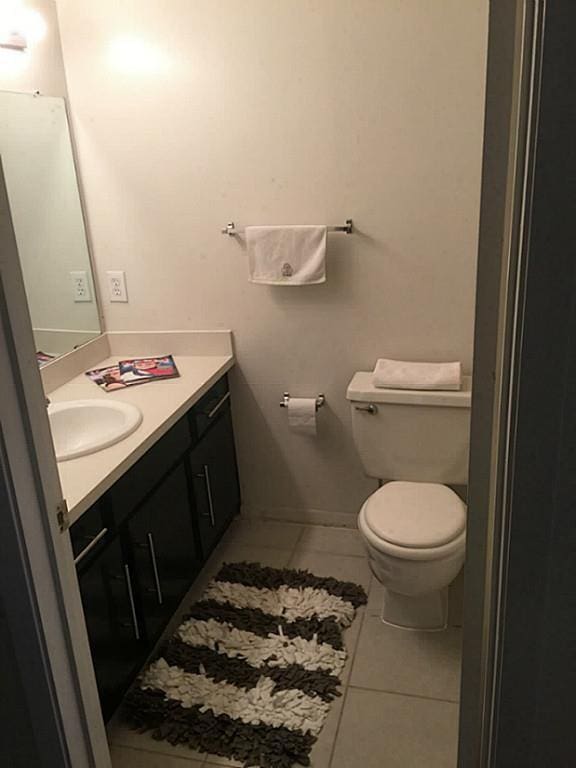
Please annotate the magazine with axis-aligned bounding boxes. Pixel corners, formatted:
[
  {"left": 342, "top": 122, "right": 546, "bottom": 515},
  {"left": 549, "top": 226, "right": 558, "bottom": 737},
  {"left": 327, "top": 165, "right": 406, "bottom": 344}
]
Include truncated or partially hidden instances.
[
  {"left": 85, "top": 355, "right": 180, "bottom": 392},
  {"left": 119, "top": 355, "right": 180, "bottom": 384},
  {"left": 85, "top": 364, "right": 128, "bottom": 392},
  {"left": 37, "top": 351, "right": 55, "bottom": 367}
]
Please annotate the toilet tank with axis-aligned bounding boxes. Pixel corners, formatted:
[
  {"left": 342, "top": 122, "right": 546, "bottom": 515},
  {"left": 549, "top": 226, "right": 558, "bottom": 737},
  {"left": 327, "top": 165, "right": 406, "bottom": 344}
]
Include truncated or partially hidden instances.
[{"left": 346, "top": 372, "right": 472, "bottom": 485}]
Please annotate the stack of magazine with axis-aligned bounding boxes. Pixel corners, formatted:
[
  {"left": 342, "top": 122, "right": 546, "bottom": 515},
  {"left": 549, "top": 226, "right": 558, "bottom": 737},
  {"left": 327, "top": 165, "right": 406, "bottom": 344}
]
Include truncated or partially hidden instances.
[{"left": 86, "top": 355, "right": 180, "bottom": 392}]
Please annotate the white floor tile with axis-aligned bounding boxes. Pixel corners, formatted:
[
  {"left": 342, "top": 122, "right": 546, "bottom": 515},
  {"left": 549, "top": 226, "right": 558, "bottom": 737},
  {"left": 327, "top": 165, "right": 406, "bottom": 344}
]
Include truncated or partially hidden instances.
[
  {"left": 297, "top": 526, "right": 365, "bottom": 558},
  {"left": 225, "top": 518, "right": 303, "bottom": 550},
  {"left": 107, "top": 720, "right": 205, "bottom": 763},
  {"left": 350, "top": 612, "right": 462, "bottom": 701},
  {"left": 331, "top": 689, "right": 459, "bottom": 768},
  {"left": 288, "top": 549, "right": 372, "bottom": 591}
]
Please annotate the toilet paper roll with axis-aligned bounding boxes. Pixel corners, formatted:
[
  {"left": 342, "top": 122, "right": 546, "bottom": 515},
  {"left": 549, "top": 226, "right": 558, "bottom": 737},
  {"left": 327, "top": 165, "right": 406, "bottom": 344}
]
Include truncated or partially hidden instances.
[{"left": 287, "top": 398, "right": 317, "bottom": 435}]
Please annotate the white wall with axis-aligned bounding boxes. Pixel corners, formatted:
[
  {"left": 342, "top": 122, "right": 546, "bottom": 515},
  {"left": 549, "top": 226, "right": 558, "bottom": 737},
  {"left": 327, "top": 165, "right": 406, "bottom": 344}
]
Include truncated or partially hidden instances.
[
  {"left": 57, "top": 0, "right": 488, "bottom": 524},
  {"left": 0, "top": 0, "right": 67, "bottom": 96}
]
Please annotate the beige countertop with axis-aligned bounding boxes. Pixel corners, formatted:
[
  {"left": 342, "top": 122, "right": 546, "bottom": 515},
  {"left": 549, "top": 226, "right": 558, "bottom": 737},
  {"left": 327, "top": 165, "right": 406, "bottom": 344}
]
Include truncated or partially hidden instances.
[{"left": 50, "top": 353, "right": 234, "bottom": 524}]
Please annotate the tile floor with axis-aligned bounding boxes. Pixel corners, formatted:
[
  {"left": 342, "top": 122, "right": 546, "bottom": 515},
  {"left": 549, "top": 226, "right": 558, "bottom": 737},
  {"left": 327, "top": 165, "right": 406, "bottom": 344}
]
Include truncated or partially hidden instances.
[{"left": 108, "top": 518, "right": 462, "bottom": 768}]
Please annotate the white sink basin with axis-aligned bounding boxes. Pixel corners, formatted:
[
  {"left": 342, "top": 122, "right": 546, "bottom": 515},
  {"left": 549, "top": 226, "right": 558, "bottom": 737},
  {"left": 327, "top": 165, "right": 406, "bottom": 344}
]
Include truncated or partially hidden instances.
[{"left": 48, "top": 399, "right": 143, "bottom": 461}]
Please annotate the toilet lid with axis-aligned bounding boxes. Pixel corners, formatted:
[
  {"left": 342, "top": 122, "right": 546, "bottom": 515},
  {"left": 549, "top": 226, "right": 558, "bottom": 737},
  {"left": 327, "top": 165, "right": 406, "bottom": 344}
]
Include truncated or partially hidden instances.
[{"left": 364, "top": 482, "right": 466, "bottom": 549}]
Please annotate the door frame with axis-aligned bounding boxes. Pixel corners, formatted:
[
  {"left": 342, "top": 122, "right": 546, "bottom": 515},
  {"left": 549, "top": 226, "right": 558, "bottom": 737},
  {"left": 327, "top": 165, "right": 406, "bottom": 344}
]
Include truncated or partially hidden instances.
[
  {"left": 0, "top": 159, "right": 110, "bottom": 767},
  {"left": 459, "top": 1, "right": 545, "bottom": 765}
]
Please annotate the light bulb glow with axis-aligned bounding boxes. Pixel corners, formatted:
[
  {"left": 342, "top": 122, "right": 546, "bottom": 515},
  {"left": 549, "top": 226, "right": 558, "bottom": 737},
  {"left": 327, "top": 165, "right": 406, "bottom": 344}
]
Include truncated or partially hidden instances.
[{"left": 0, "top": 2, "right": 47, "bottom": 52}]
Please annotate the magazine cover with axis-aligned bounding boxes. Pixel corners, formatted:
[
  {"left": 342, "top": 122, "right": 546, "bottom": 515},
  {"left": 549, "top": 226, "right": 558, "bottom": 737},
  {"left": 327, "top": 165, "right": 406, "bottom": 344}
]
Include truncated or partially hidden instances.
[
  {"left": 85, "top": 364, "right": 127, "bottom": 392},
  {"left": 85, "top": 355, "right": 180, "bottom": 392},
  {"left": 37, "top": 351, "right": 55, "bottom": 367},
  {"left": 118, "top": 355, "right": 180, "bottom": 383}
]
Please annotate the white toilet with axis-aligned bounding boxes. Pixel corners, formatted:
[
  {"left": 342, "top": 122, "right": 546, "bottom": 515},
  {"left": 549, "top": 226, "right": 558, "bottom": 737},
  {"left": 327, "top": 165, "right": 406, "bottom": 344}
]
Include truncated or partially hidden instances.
[{"left": 346, "top": 372, "right": 472, "bottom": 631}]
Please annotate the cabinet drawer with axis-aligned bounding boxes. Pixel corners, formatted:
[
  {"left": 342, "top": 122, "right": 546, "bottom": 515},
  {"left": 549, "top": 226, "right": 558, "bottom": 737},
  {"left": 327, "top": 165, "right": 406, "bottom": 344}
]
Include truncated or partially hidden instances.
[
  {"left": 189, "top": 374, "right": 230, "bottom": 442},
  {"left": 107, "top": 418, "right": 191, "bottom": 525}
]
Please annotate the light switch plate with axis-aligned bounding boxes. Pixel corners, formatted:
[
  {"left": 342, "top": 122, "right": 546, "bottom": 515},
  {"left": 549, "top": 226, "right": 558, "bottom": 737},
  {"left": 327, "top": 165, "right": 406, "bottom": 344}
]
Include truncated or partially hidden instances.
[
  {"left": 70, "top": 270, "right": 92, "bottom": 302},
  {"left": 106, "top": 270, "right": 128, "bottom": 302}
]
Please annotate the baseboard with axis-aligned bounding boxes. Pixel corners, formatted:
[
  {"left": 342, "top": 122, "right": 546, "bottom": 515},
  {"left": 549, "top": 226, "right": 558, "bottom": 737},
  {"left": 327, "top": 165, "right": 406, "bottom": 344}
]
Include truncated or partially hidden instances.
[{"left": 240, "top": 504, "right": 358, "bottom": 529}]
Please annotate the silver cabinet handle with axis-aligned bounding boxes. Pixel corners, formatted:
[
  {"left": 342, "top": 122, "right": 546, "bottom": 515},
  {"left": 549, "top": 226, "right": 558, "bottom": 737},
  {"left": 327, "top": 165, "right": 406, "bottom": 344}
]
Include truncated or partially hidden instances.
[
  {"left": 74, "top": 527, "right": 108, "bottom": 566},
  {"left": 147, "top": 532, "right": 163, "bottom": 605},
  {"left": 207, "top": 391, "right": 231, "bottom": 419},
  {"left": 123, "top": 564, "right": 141, "bottom": 640},
  {"left": 196, "top": 464, "right": 216, "bottom": 526},
  {"left": 354, "top": 403, "right": 378, "bottom": 414}
]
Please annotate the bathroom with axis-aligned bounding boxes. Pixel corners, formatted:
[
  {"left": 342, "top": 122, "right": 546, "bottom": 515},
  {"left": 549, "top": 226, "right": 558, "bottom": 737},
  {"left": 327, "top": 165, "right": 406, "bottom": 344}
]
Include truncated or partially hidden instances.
[{"left": 1, "top": 1, "right": 574, "bottom": 767}]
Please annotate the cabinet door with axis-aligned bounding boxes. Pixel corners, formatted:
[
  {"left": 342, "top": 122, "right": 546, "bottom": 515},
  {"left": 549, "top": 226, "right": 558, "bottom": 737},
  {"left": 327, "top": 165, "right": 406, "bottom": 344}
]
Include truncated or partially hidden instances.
[
  {"left": 189, "top": 408, "right": 240, "bottom": 556},
  {"left": 78, "top": 535, "right": 144, "bottom": 719},
  {"left": 129, "top": 463, "right": 201, "bottom": 643}
]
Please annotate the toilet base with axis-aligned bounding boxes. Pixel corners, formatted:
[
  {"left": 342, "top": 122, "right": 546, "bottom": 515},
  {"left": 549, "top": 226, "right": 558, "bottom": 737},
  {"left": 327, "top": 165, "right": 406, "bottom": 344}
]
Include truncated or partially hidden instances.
[{"left": 380, "top": 587, "right": 448, "bottom": 631}]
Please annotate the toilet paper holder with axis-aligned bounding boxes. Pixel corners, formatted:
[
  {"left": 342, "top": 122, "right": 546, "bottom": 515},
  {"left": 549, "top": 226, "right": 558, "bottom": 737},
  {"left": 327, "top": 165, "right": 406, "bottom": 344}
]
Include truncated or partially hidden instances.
[{"left": 279, "top": 392, "right": 325, "bottom": 411}]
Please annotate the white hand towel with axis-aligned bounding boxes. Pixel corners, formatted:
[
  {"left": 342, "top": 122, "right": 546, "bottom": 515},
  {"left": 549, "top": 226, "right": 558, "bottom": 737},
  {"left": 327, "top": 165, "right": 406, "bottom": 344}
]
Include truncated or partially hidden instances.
[
  {"left": 246, "top": 225, "right": 327, "bottom": 285},
  {"left": 373, "top": 358, "right": 462, "bottom": 391}
]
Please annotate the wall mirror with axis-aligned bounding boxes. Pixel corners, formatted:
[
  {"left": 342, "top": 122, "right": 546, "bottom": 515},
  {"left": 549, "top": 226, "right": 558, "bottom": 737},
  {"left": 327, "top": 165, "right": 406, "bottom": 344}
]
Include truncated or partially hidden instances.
[{"left": 0, "top": 90, "right": 101, "bottom": 364}]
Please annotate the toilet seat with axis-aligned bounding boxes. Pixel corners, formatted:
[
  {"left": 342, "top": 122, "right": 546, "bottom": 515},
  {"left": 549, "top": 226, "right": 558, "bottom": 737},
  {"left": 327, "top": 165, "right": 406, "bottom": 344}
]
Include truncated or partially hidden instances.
[
  {"left": 365, "top": 481, "right": 466, "bottom": 548},
  {"left": 359, "top": 481, "right": 466, "bottom": 561}
]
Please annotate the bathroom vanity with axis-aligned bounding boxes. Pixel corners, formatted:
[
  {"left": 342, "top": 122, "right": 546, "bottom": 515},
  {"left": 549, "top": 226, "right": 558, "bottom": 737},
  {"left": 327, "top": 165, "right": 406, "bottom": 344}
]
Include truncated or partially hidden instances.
[
  {"left": 42, "top": 332, "right": 240, "bottom": 719},
  {"left": 70, "top": 372, "right": 239, "bottom": 718}
]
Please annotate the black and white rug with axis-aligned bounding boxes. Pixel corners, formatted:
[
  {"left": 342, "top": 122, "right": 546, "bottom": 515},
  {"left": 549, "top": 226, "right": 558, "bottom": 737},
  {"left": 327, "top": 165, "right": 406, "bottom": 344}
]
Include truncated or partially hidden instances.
[{"left": 123, "top": 561, "right": 367, "bottom": 768}]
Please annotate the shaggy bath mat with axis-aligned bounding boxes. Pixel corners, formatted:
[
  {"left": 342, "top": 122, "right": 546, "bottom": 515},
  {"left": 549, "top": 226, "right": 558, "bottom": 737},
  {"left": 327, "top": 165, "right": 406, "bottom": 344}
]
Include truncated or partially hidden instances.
[{"left": 123, "top": 561, "right": 367, "bottom": 768}]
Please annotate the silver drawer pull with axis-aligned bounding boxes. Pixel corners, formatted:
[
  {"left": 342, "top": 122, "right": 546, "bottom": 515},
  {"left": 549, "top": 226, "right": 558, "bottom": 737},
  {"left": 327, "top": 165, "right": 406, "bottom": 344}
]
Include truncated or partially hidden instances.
[
  {"left": 354, "top": 403, "right": 378, "bottom": 414},
  {"left": 195, "top": 465, "right": 216, "bottom": 526},
  {"left": 74, "top": 527, "right": 109, "bottom": 565},
  {"left": 147, "top": 532, "right": 163, "bottom": 605},
  {"left": 207, "top": 391, "right": 231, "bottom": 419},
  {"left": 123, "top": 564, "right": 141, "bottom": 641}
]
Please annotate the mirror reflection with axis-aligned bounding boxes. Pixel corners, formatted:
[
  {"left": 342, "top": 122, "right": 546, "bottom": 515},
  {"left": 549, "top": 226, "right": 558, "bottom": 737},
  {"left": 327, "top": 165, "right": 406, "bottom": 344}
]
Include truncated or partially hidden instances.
[{"left": 0, "top": 91, "right": 101, "bottom": 364}]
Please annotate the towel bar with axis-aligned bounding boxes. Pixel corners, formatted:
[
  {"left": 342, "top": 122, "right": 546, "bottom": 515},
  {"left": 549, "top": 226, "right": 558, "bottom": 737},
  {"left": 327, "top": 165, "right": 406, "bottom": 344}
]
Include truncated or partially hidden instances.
[{"left": 221, "top": 220, "right": 353, "bottom": 236}]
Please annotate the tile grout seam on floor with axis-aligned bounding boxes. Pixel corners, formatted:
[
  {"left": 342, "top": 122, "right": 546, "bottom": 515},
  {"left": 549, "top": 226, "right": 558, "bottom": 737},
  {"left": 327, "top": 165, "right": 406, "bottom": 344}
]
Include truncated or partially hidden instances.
[
  {"left": 326, "top": 574, "right": 373, "bottom": 768},
  {"left": 346, "top": 684, "right": 460, "bottom": 705}
]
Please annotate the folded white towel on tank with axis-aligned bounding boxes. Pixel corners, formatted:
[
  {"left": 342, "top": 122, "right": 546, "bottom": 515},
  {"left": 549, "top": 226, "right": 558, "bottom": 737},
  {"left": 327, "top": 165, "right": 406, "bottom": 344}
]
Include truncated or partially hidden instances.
[{"left": 372, "top": 358, "right": 462, "bottom": 391}]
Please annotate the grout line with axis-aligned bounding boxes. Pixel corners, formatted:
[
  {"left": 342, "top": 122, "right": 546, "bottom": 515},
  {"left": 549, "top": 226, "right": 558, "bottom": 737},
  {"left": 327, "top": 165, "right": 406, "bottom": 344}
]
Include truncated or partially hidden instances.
[
  {"left": 346, "top": 684, "right": 461, "bottom": 706},
  {"left": 286, "top": 525, "right": 306, "bottom": 566},
  {"left": 327, "top": 576, "right": 371, "bottom": 768}
]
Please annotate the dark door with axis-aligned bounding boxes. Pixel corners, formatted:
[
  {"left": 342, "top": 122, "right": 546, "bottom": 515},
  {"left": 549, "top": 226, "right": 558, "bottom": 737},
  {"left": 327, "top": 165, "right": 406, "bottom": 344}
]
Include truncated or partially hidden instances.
[
  {"left": 462, "top": 3, "right": 576, "bottom": 766},
  {"left": 77, "top": 535, "right": 144, "bottom": 718},
  {"left": 189, "top": 408, "right": 240, "bottom": 556},
  {"left": 490, "top": 5, "right": 576, "bottom": 766},
  {"left": 129, "top": 463, "right": 201, "bottom": 642}
]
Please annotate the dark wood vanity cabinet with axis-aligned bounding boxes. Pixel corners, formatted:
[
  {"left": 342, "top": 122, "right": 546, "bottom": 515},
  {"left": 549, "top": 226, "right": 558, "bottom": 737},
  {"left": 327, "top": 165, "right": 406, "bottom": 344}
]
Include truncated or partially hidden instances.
[
  {"left": 127, "top": 463, "right": 202, "bottom": 641},
  {"left": 190, "top": 408, "right": 240, "bottom": 555},
  {"left": 72, "top": 374, "right": 240, "bottom": 719},
  {"left": 77, "top": 537, "right": 145, "bottom": 718}
]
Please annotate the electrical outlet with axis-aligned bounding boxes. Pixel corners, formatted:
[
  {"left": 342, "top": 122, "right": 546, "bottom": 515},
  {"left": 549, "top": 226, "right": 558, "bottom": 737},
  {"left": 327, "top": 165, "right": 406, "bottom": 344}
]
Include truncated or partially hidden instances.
[
  {"left": 106, "top": 270, "right": 128, "bottom": 302},
  {"left": 70, "top": 270, "right": 92, "bottom": 302}
]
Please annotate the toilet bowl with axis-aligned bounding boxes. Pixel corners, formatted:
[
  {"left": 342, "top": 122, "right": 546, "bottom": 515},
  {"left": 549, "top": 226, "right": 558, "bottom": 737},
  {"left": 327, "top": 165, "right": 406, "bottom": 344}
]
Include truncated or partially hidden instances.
[{"left": 358, "top": 481, "right": 466, "bottom": 630}]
